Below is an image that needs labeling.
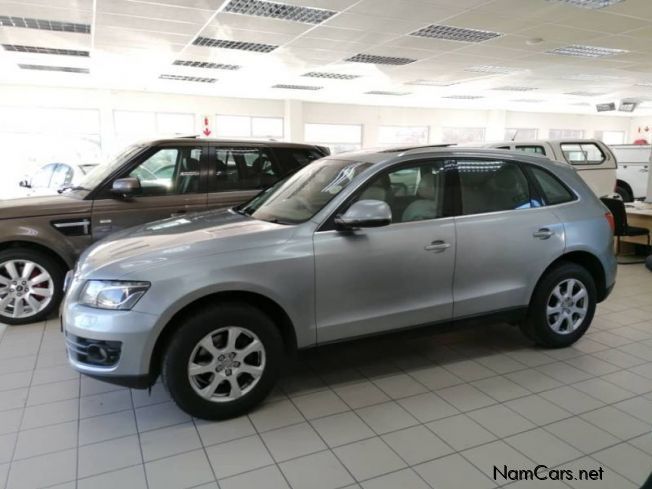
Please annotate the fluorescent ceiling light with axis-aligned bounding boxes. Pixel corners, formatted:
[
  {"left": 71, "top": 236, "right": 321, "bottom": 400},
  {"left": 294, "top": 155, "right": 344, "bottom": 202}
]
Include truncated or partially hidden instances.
[
  {"left": 410, "top": 24, "right": 501, "bottom": 42},
  {"left": 2, "top": 44, "right": 89, "bottom": 56},
  {"left": 345, "top": 53, "right": 416, "bottom": 65},
  {"left": 159, "top": 74, "right": 216, "bottom": 83},
  {"left": 0, "top": 15, "right": 90, "bottom": 33},
  {"left": 565, "top": 91, "right": 607, "bottom": 96},
  {"left": 272, "top": 84, "right": 322, "bottom": 90},
  {"left": 302, "top": 72, "right": 359, "bottom": 80},
  {"left": 18, "top": 64, "right": 89, "bottom": 73},
  {"left": 224, "top": 0, "right": 336, "bottom": 24},
  {"left": 492, "top": 86, "right": 538, "bottom": 91},
  {"left": 564, "top": 73, "right": 625, "bottom": 81},
  {"left": 173, "top": 60, "right": 240, "bottom": 70},
  {"left": 548, "top": 44, "right": 628, "bottom": 58},
  {"left": 596, "top": 102, "right": 616, "bottom": 112},
  {"left": 443, "top": 95, "right": 484, "bottom": 99},
  {"left": 546, "top": 0, "right": 624, "bottom": 9},
  {"left": 193, "top": 37, "right": 277, "bottom": 53},
  {"left": 511, "top": 99, "right": 545, "bottom": 103},
  {"left": 364, "top": 91, "right": 410, "bottom": 96},
  {"left": 619, "top": 101, "right": 637, "bottom": 112},
  {"left": 465, "top": 65, "right": 522, "bottom": 74},
  {"left": 405, "top": 79, "right": 458, "bottom": 86}
]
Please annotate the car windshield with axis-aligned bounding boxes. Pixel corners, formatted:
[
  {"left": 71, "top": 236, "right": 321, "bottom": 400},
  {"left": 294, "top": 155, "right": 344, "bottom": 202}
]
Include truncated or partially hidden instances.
[
  {"left": 66, "top": 144, "right": 144, "bottom": 194},
  {"left": 238, "top": 159, "right": 372, "bottom": 224}
]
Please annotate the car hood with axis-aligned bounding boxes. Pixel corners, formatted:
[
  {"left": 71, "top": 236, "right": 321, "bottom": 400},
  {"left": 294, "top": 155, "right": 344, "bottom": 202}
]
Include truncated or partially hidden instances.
[
  {"left": 0, "top": 194, "right": 89, "bottom": 219},
  {"left": 78, "top": 209, "right": 296, "bottom": 278}
]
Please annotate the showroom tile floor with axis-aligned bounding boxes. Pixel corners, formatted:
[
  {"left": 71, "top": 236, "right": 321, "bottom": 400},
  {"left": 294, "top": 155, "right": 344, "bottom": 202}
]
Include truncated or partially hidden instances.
[{"left": 0, "top": 265, "right": 651, "bottom": 489}]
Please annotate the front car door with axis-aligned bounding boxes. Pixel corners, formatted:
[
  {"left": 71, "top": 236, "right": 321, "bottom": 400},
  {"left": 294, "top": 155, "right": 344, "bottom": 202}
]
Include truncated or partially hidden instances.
[
  {"left": 313, "top": 159, "right": 457, "bottom": 343},
  {"left": 452, "top": 158, "right": 565, "bottom": 318},
  {"left": 90, "top": 142, "right": 208, "bottom": 241}
]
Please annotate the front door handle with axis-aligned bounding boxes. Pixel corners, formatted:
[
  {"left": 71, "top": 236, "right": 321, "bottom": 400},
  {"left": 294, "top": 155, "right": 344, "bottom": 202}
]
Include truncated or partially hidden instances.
[
  {"left": 533, "top": 228, "right": 554, "bottom": 240},
  {"left": 425, "top": 240, "right": 451, "bottom": 252}
]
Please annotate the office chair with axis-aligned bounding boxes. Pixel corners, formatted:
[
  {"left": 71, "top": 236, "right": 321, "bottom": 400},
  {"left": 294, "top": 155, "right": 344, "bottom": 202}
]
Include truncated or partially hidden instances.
[{"left": 600, "top": 198, "right": 651, "bottom": 254}]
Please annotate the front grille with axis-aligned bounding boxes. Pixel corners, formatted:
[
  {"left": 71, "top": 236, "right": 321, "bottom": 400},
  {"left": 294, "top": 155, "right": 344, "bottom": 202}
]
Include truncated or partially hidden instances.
[{"left": 66, "top": 333, "right": 121, "bottom": 367}]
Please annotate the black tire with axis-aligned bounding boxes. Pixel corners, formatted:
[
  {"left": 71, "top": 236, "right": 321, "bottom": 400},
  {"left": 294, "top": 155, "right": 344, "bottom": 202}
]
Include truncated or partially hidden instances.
[
  {"left": 615, "top": 185, "right": 633, "bottom": 203},
  {"left": 0, "top": 248, "right": 65, "bottom": 325},
  {"left": 162, "top": 302, "right": 283, "bottom": 420},
  {"left": 521, "top": 262, "right": 596, "bottom": 348}
]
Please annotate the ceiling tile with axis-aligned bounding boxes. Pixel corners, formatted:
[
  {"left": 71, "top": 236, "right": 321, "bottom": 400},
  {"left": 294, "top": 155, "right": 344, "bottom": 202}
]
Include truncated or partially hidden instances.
[
  {"left": 0, "top": 2, "right": 91, "bottom": 22},
  {"left": 516, "top": 23, "right": 604, "bottom": 44},
  {"left": 213, "top": 12, "right": 313, "bottom": 36},
  {"left": 96, "top": 0, "right": 214, "bottom": 24},
  {"left": 347, "top": 0, "right": 461, "bottom": 23},
  {"left": 322, "top": 12, "right": 423, "bottom": 33},
  {"left": 199, "top": 25, "right": 295, "bottom": 45},
  {"left": 95, "top": 13, "right": 202, "bottom": 35}
]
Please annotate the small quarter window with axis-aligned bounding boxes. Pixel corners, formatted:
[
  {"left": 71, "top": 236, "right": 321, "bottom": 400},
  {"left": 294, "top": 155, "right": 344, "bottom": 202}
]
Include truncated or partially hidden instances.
[
  {"left": 515, "top": 145, "right": 546, "bottom": 155},
  {"left": 529, "top": 167, "right": 575, "bottom": 205}
]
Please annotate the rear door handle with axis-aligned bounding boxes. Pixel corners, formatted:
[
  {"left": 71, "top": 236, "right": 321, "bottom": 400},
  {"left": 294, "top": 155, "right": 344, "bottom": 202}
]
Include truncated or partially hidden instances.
[
  {"left": 533, "top": 228, "right": 554, "bottom": 240},
  {"left": 425, "top": 240, "right": 451, "bottom": 252}
]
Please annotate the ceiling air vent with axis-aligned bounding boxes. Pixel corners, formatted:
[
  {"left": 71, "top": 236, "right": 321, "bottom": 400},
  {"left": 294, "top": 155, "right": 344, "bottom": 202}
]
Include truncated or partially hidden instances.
[
  {"left": 19, "top": 64, "right": 88, "bottom": 73},
  {"left": 173, "top": 60, "right": 240, "bottom": 70},
  {"left": 272, "top": 84, "right": 322, "bottom": 90},
  {"left": 2, "top": 44, "right": 89, "bottom": 56},
  {"left": 159, "top": 74, "right": 216, "bottom": 83},
  {"left": 345, "top": 53, "right": 416, "bottom": 65},
  {"left": 303, "top": 72, "right": 360, "bottom": 80},
  {"left": 0, "top": 15, "right": 90, "bottom": 33},
  {"left": 410, "top": 24, "right": 501, "bottom": 42},
  {"left": 224, "top": 0, "right": 336, "bottom": 24},
  {"left": 193, "top": 37, "right": 277, "bottom": 53},
  {"left": 548, "top": 44, "right": 628, "bottom": 58}
]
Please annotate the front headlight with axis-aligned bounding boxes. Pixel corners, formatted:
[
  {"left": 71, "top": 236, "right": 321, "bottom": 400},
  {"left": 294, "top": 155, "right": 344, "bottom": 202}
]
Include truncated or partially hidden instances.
[{"left": 79, "top": 280, "right": 150, "bottom": 310}]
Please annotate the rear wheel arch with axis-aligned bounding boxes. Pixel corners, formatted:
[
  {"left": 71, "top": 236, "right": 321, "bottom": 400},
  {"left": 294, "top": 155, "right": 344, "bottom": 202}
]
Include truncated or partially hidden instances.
[
  {"left": 536, "top": 251, "right": 606, "bottom": 303},
  {"left": 149, "top": 290, "right": 298, "bottom": 382},
  {"left": 0, "top": 240, "right": 71, "bottom": 274}
]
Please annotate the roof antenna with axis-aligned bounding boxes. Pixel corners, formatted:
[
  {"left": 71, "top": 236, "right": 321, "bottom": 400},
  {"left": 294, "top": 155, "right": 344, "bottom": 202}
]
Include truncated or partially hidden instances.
[{"left": 511, "top": 129, "right": 519, "bottom": 142}]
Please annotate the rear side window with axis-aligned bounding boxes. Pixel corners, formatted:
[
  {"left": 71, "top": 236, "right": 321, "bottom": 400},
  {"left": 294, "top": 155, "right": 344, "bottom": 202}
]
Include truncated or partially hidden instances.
[
  {"left": 561, "top": 143, "right": 605, "bottom": 165},
  {"left": 215, "top": 147, "right": 280, "bottom": 190},
  {"left": 529, "top": 167, "right": 575, "bottom": 205},
  {"left": 273, "top": 147, "right": 325, "bottom": 172},
  {"left": 515, "top": 145, "right": 546, "bottom": 155},
  {"left": 458, "top": 160, "right": 539, "bottom": 215}
]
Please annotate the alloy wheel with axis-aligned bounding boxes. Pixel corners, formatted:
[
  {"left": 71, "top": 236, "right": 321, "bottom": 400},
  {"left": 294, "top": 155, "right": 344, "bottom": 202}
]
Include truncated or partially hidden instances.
[
  {"left": 0, "top": 260, "right": 54, "bottom": 319},
  {"left": 546, "top": 278, "right": 588, "bottom": 335}
]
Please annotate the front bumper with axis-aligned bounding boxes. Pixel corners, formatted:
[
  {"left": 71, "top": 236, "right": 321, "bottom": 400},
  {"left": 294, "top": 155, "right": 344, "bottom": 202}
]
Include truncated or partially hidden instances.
[{"left": 63, "top": 301, "right": 159, "bottom": 389}]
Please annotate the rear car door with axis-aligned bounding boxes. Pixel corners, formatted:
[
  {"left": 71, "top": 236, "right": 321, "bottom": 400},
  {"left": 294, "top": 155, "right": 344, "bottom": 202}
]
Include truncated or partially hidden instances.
[
  {"left": 206, "top": 145, "right": 283, "bottom": 211},
  {"left": 313, "top": 159, "right": 457, "bottom": 342},
  {"left": 90, "top": 142, "right": 208, "bottom": 240},
  {"left": 452, "top": 158, "right": 565, "bottom": 318}
]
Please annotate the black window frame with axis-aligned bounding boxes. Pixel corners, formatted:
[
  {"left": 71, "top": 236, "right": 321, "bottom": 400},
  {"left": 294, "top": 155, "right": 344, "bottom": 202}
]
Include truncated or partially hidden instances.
[{"left": 522, "top": 164, "right": 577, "bottom": 207}]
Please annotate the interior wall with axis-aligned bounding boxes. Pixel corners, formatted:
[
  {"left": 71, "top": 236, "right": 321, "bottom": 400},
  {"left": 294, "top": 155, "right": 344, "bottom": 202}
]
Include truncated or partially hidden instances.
[{"left": 0, "top": 84, "right": 635, "bottom": 156}]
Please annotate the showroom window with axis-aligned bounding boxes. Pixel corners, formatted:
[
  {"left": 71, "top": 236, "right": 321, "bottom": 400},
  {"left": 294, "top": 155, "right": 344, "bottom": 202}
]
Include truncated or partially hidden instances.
[
  {"left": 113, "top": 111, "right": 195, "bottom": 151},
  {"left": 595, "top": 130, "right": 625, "bottom": 145},
  {"left": 356, "top": 161, "right": 447, "bottom": 223},
  {"left": 215, "top": 115, "right": 284, "bottom": 139},
  {"left": 215, "top": 147, "right": 280, "bottom": 190},
  {"left": 377, "top": 125, "right": 429, "bottom": 147},
  {"left": 0, "top": 106, "right": 102, "bottom": 198},
  {"left": 128, "top": 146, "right": 202, "bottom": 196},
  {"left": 457, "top": 160, "right": 538, "bottom": 215},
  {"left": 304, "top": 123, "right": 362, "bottom": 154},
  {"left": 504, "top": 128, "right": 538, "bottom": 141},
  {"left": 549, "top": 128, "right": 584, "bottom": 139},
  {"left": 442, "top": 127, "right": 485, "bottom": 145}
]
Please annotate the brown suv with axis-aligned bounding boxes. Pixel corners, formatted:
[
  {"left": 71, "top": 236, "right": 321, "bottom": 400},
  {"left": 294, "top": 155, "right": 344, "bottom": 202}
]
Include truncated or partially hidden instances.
[{"left": 0, "top": 137, "right": 328, "bottom": 324}]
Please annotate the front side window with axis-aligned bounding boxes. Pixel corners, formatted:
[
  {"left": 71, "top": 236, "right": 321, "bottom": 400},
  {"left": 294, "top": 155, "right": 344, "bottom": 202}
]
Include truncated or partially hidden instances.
[
  {"left": 51, "top": 164, "right": 74, "bottom": 188},
  {"left": 561, "top": 143, "right": 605, "bottom": 165},
  {"left": 215, "top": 147, "right": 280, "bottom": 190},
  {"left": 458, "top": 160, "right": 538, "bottom": 215},
  {"left": 529, "top": 167, "right": 575, "bottom": 205},
  {"left": 238, "top": 159, "right": 371, "bottom": 224},
  {"left": 129, "top": 147, "right": 202, "bottom": 196},
  {"left": 354, "top": 161, "right": 448, "bottom": 224}
]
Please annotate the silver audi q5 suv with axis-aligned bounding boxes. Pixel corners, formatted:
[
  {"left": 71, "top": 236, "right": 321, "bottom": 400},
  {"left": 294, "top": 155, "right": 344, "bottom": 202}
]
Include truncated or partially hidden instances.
[{"left": 62, "top": 147, "right": 617, "bottom": 419}]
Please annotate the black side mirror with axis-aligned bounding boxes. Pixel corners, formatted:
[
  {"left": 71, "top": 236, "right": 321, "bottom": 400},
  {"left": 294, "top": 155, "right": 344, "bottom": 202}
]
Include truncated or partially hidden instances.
[
  {"left": 111, "top": 177, "right": 141, "bottom": 198},
  {"left": 19, "top": 179, "right": 31, "bottom": 188}
]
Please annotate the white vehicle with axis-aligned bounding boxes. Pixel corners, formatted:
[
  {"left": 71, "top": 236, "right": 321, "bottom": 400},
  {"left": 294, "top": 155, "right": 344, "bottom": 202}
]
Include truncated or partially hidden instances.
[
  {"left": 484, "top": 140, "right": 617, "bottom": 199},
  {"left": 17, "top": 162, "right": 98, "bottom": 197},
  {"left": 609, "top": 144, "right": 650, "bottom": 201}
]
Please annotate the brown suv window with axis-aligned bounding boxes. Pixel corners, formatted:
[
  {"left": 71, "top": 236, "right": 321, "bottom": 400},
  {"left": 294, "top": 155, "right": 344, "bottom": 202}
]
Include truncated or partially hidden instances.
[
  {"left": 129, "top": 147, "right": 202, "bottom": 196},
  {"left": 215, "top": 147, "right": 280, "bottom": 190}
]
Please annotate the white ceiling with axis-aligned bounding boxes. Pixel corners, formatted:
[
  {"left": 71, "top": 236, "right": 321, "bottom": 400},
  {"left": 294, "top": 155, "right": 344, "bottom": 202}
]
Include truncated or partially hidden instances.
[{"left": 1, "top": 0, "right": 652, "bottom": 115}]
